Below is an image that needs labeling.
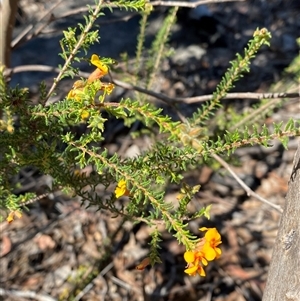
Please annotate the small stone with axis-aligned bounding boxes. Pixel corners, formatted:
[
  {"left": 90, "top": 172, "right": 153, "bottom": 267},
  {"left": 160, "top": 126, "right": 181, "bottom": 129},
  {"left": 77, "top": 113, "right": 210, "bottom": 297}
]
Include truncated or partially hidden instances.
[{"left": 172, "top": 45, "right": 206, "bottom": 66}]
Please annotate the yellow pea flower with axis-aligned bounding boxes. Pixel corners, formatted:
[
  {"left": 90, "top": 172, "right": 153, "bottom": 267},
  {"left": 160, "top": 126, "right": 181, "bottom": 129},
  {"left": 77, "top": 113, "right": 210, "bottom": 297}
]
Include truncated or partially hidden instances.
[
  {"left": 67, "top": 54, "right": 114, "bottom": 102},
  {"left": 67, "top": 80, "right": 85, "bottom": 101},
  {"left": 183, "top": 250, "right": 206, "bottom": 276},
  {"left": 88, "top": 54, "right": 109, "bottom": 83},
  {"left": 115, "top": 179, "right": 130, "bottom": 198},
  {"left": 183, "top": 227, "right": 222, "bottom": 277},
  {"left": 7, "top": 210, "right": 22, "bottom": 224},
  {"left": 200, "top": 227, "right": 222, "bottom": 260},
  {"left": 99, "top": 82, "right": 115, "bottom": 95}
]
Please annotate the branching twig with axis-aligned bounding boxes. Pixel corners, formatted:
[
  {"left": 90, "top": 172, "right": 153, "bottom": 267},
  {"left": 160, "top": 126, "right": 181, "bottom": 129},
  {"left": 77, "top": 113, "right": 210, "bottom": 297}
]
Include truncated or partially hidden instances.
[
  {"left": 20, "top": 192, "right": 55, "bottom": 206},
  {"left": 6, "top": 64, "right": 299, "bottom": 104},
  {"left": 12, "top": 0, "right": 245, "bottom": 50},
  {"left": 6, "top": 64, "right": 62, "bottom": 75},
  {"left": 211, "top": 153, "right": 283, "bottom": 213},
  {"left": 150, "top": 0, "right": 245, "bottom": 7},
  {"left": 173, "top": 92, "right": 300, "bottom": 103},
  {"left": 45, "top": 0, "right": 104, "bottom": 102},
  {"left": 13, "top": 2, "right": 138, "bottom": 49},
  {"left": 112, "top": 78, "right": 300, "bottom": 104},
  {"left": 12, "top": 0, "right": 63, "bottom": 49},
  {"left": 0, "top": 288, "right": 56, "bottom": 301},
  {"left": 73, "top": 263, "right": 113, "bottom": 301},
  {"left": 229, "top": 97, "right": 283, "bottom": 131},
  {"left": 57, "top": 4, "right": 138, "bottom": 22}
]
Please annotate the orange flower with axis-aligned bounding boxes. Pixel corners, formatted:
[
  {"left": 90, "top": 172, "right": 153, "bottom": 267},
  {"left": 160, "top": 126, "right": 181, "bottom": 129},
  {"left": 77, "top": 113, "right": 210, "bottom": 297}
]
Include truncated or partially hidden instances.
[
  {"left": 183, "top": 250, "right": 206, "bottom": 276},
  {"left": 99, "top": 82, "right": 115, "bottom": 95},
  {"left": 67, "top": 80, "right": 85, "bottom": 101},
  {"left": 115, "top": 179, "right": 130, "bottom": 198},
  {"left": 88, "top": 54, "right": 109, "bottom": 83},
  {"left": 89, "top": 55, "right": 115, "bottom": 94},
  {"left": 200, "top": 227, "right": 222, "bottom": 261},
  {"left": 67, "top": 54, "right": 114, "bottom": 101},
  {"left": 183, "top": 227, "right": 222, "bottom": 277},
  {"left": 7, "top": 210, "right": 22, "bottom": 224}
]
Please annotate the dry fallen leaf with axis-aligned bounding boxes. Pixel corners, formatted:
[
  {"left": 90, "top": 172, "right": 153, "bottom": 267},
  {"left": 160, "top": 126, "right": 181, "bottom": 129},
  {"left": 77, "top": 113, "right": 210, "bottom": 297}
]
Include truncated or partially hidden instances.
[
  {"left": 34, "top": 234, "right": 56, "bottom": 250},
  {"left": 0, "top": 235, "right": 12, "bottom": 257}
]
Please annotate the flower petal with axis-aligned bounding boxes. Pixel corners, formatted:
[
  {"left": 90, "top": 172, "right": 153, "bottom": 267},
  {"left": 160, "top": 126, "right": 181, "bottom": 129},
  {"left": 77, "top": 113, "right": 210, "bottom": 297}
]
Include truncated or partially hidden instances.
[
  {"left": 202, "top": 244, "right": 216, "bottom": 261},
  {"left": 184, "top": 251, "right": 195, "bottom": 263},
  {"left": 115, "top": 179, "right": 130, "bottom": 198},
  {"left": 6, "top": 212, "right": 14, "bottom": 224},
  {"left": 90, "top": 54, "right": 108, "bottom": 74},
  {"left": 197, "top": 265, "right": 206, "bottom": 277},
  {"left": 199, "top": 227, "right": 208, "bottom": 232},
  {"left": 87, "top": 68, "right": 107, "bottom": 82},
  {"left": 201, "top": 256, "right": 208, "bottom": 266},
  {"left": 184, "top": 265, "right": 198, "bottom": 276},
  {"left": 205, "top": 228, "right": 221, "bottom": 242},
  {"left": 215, "top": 247, "right": 222, "bottom": 256},
  {"left": 14, "top": 211, "right": 22, "bottom": 219}
]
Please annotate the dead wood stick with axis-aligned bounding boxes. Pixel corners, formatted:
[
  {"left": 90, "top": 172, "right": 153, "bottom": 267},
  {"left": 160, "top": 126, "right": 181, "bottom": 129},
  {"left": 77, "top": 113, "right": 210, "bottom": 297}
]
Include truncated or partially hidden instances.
[
  {"left": 211, "top": 153, "right": 283, "bottom": 213},
  {"left": 6, "top": 65, "right": 299, "bottom": 105},
  {"left": 150, "top": 0, "right": 245, "bottom": 7}
]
